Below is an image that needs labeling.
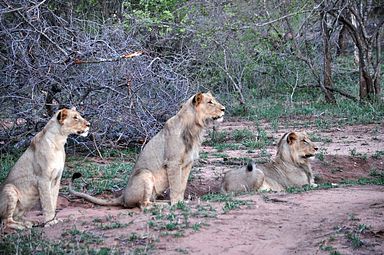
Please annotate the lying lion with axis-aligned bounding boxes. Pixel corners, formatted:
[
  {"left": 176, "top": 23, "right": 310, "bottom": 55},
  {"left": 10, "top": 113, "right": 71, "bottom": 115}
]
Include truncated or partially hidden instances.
[
  {"left": 69, "top": 92, "right": 225, "bottom": 208},
  {"left": 221, "top": 131, "right": 318, "bottom": 193},
  {"left": 0, "top": 108, "right": 90, "bottom": 230}
]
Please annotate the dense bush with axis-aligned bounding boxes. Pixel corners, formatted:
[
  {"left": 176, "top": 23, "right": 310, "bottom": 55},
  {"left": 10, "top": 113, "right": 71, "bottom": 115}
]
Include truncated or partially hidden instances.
[
  {"left": 0, "top": 1, "right": 194, "bottom": 153},
  {"left": 0, "top": 0, "right": 382, "bottom": 153}
]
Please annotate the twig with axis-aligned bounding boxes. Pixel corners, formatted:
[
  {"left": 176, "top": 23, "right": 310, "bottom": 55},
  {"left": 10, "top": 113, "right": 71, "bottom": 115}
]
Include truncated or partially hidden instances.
[
  {"left": 73, "top": 51, "right": 143, "bottom": 65},
  {"left": 239, "top": 9, "right": 312, "bottom": 29},
  {"left": 298, "top": 84, "right": 358, "bottom": 101},
  {"left": 92, "top": 133, "right": 103, "bottom": 159},
  {"left": 290, "top": 70, "right": 299, "bottom": 104}
]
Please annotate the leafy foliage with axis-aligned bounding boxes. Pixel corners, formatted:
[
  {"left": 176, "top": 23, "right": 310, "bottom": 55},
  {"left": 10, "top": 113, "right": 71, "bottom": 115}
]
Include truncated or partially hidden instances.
[{"left": 0, "top": 0, "right": 383, "bottom": 154}]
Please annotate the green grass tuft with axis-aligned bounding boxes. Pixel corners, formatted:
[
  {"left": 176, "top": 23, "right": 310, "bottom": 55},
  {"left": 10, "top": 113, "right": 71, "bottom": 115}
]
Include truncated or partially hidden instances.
[
  {"left": 68, "top": 161, "right": 134, "bottom": 194},
  {"left": 0, "top": 228, "right": 106, "bottom": 254},
  {"left": 0, "top": 153, "right": 20, "bottom": 183},
  {"left": 201, "top": 193, "right": 252, "bottom": 213}
]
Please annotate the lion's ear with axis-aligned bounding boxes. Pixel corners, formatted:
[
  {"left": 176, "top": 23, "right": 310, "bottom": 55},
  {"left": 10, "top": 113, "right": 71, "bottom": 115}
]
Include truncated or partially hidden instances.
[
  {"left": 57, "top": 109, "right": 68, "bottom": 125},
  {"left": 192, "top": 92, "right": 204, "bottom": 106},
  {"left": 287, "top": 132, "right": 297, "bottom": 145}
]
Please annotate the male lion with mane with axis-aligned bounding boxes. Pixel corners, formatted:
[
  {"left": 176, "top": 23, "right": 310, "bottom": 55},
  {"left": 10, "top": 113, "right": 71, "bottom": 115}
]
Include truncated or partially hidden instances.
[
  {"left": 221, "top": 131, "right": 318, "bottom": 193},
  {"left": 69, "top": 92, "right": 225, "bottom": 208},
  {"left": 0, "top": 108, "right": 90, "bottom": 230}
]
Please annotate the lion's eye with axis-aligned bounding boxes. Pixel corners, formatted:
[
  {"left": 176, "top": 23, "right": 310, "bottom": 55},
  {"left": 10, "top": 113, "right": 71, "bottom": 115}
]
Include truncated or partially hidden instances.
[
  {"left": 74, "top": 116, "right": 78, "bottom": 120},
  {"left": 208, "top": 100, "right": 213, "bottom": 104}
]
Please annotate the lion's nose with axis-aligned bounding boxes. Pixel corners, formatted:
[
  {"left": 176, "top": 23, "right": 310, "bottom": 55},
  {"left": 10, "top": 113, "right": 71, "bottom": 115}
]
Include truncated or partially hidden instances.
[
  {"left": 221, "top": 106, "right": 225, "bottom": 112},
  {"left": 86, "top": 122, "right": 90, "bottom": 127},
  {"left": 314, "top": 147, "right": 318, "bottom": 151}
]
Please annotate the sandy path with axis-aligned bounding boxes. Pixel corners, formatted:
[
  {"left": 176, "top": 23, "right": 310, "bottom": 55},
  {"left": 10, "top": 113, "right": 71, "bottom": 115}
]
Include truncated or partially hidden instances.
[
  {"left": 13, "top": 120, "right": 383, "bottom": 255},
  {"left": 160, "top": 186, "right": 384, "bottom": 255}
]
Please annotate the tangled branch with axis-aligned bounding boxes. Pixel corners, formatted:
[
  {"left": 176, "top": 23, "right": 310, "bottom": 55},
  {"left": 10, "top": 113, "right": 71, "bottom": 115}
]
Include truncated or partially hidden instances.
[{"left": 0, "top": 1, "right": 194, "bottom": 153}]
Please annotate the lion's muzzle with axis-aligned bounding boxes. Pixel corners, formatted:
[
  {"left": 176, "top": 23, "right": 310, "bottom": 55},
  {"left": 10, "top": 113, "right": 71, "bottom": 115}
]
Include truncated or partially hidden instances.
[
  {"left": 213, "top": 116, "right": 224, "bottom": 123},
  {"left": 213, "top": 111, "right": 225, "bottom": 122},
  {"left": 78, "top": 122, "right": 90, "bottom": 137},
  {"left": 302, "top": 153, "right": 315, "bottom": 158},
  {"left": 213, "top": 106, "right": 225, "bottom": 123},
  {"left": 78, "top": 129, "right": 89, "bottom": 137}
]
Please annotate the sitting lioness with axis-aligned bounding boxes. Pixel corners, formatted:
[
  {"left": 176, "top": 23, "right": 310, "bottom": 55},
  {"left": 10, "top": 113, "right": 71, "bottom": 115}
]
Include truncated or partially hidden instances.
[
  {"left": 69, "top": 92, "right": 225, "bottom": 208},
  {"left": 0, "top": 108, "right": 90, "bottom": 230},
  {"left": 221, "top": 131, "right": 318, "bottom": 193}
]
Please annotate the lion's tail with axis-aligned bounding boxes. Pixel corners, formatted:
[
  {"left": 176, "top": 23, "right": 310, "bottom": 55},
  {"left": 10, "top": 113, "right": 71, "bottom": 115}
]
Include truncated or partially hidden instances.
[{"left": 68, "top": 172, "right": 123, "bottom": 206}]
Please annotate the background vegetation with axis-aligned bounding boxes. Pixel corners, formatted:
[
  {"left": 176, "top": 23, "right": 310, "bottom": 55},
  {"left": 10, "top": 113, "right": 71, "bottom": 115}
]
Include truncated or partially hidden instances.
[
  {"left": 0, "top": 0, "right": 383, "bottom": 154},
  {"left": 0, "top": 2, "right": 383, "bottom": 254}
]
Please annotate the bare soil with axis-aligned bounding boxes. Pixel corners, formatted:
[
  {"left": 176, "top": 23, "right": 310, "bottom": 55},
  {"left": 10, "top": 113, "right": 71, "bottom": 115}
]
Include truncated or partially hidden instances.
[{"left": 16, "top": 119, "right": 384, "bottom": 254}]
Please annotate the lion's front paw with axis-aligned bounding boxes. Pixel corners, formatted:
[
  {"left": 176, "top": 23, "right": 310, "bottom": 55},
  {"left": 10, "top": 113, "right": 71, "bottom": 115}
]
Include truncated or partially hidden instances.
[
  {"left": 44, "top": 218, "right": 62, "bottom": 227},
  {"left": 170, "top": 199, "right": 186, "bottom": 206},
  {"left": 22, "top": 220, "right": 35, "bottom": 228}
]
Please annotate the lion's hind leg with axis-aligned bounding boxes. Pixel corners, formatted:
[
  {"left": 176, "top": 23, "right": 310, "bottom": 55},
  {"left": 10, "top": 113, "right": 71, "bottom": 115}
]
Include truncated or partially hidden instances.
[
  {"left": 139, "top": 171, "right": 156, "bottom": 210},
  {"left": 0, "top": 184, "right": 31, "bottom": 230},
  {"left": 123, "top": 170, "right": 156, "bottom": 209}
]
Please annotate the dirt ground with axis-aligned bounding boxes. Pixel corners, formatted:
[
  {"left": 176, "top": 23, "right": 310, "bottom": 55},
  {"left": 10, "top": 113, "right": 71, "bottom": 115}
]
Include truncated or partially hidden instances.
[{"left": 18, "top": 119, "right": 384, "bottom": 254}]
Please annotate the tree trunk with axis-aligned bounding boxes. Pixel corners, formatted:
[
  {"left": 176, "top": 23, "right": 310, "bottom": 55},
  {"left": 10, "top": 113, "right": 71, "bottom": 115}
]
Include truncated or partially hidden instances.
[
  {"left": 336, "top": 24, "right": 348, "bottom": 56},
  {"left": 328, "top": 3, "right": 382, "bottom": 102},
  {"left": 359, "top": 65, "right": 373, "bottom": 100},
  {"left": 353, "top": 26, "right": 376, "bottom": 100},
  {"left": 355, "top": 36, "right": 375, "bottom": 100},
  {"left": 373, "top": 30, "right": 381, "bottom": 96},
  {"left": 351, "top": 12, "right": 360, "bottom": 64},
  {"left": 321, "top": 9, "right": 336, "bottom": 103}
]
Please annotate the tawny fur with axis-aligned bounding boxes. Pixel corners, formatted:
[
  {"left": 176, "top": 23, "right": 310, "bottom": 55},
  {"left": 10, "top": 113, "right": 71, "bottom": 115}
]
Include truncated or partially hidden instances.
[
  {"left": 0, "top": 108, "right": 90, "bottom": 230},
  {"left": 69, "top": 92, "right": 225, "bottom": 208},
  {"left": 220, "top": 162, "right": 265, "bottom": 193},
  {"left": 221, "top": 131, "right": 318, "bottom": 193}
]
